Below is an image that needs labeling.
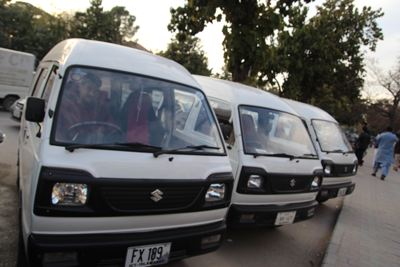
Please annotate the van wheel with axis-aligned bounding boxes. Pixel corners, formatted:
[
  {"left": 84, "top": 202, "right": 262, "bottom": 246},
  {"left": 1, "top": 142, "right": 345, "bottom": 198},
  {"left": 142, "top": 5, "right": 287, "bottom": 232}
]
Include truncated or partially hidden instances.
[
  {"left": 17, "top": 208, "right": 29, "bottom": 267},
  {"left": 2, "top": 96, "right": 18, "bottom": 111}
]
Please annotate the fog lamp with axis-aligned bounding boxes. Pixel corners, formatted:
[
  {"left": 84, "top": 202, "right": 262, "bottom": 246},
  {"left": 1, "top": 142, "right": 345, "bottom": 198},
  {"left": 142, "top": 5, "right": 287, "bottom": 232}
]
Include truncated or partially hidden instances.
[
  {"left": 201, "top": 234, "right": 221, "bottom": 245},
  {"left": 247, "top": 175, "right": 263, "bottom": 189},
  {"left": 307, "top": 207, "right": 316, "bottom": 217},
  {"left": 52, "top": 183, "right": 88, "bottom": 206},
  {"left": 205, "top": 183, "right": 225, "bottom": 202},
  {"left": 43, "top": 252, "right": 77, "bottom": 263},
  {"left": 240, "top": 214, "right": 255, "bottom": 223},
  {"left": 311, "top": 177, "right": 320, "bottom": 190},
  {"left": 324, "top": 165, "right": 331, "bottom": 174},
  {"left": 321, "top": 190, "right": 329, "bottom": 196}
]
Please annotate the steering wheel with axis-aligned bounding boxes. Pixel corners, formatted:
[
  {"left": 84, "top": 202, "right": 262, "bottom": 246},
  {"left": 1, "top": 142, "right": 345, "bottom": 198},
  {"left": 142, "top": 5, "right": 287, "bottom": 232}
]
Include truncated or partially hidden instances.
[{"left": 66, "top": 121, "right": 123, "bottom": 140}]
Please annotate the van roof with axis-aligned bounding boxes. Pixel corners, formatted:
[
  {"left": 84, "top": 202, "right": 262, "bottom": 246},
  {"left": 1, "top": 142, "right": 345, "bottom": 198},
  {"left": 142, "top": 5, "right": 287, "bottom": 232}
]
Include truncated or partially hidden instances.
[
  {"left": 42, "top": 39, "right": 200, "bottom": 89},
  {"left": 193, "top": 75, "right": 298, "bottom": 115},
  {"left": 282, "top": 98, "right": 337, "bottom": 123}
]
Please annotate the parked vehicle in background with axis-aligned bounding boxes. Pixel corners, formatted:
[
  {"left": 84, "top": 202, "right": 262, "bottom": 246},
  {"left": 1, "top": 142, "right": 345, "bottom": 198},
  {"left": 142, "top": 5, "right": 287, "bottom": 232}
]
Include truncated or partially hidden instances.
[
  {"left": 0, "top": 47, "right": 35, "bottom": 111},
  {"left": 0, "top": 131, "right": 5, "bottom": 143},
  {"left": 194, "top": 75, "right": 323, "bottom": 228},
  {"left": 10, "top": 97, "right": 25, "bottom": 122},
  {"left": 282, "top": 99, "right": 357, "bottom": 203},
  {"left": 18, "top": 39, "right": 233, "bottom": 267}
]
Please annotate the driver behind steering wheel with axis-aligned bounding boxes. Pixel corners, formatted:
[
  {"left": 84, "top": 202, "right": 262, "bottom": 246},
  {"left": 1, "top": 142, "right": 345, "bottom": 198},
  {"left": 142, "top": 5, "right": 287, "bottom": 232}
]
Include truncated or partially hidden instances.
[{"left": 56, "top": 73, "right": 115, "bottom": 142}]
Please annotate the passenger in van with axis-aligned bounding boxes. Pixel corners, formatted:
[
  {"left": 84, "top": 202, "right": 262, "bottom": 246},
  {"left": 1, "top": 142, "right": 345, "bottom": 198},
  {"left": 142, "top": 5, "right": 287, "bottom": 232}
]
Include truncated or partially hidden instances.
[
  {"left": 242, "top": 114, "right": 261, "bottom": 150},
  {"left": 56, "top": 73, "right": 115, "bottom": 141},
  {"left": 117, "top": 90, "right": 164, "bottom": 146}
]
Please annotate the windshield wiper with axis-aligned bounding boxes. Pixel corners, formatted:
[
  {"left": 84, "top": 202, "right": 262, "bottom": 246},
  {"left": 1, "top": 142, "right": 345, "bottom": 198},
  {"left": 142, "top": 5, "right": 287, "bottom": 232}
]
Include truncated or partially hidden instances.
[
  {"left": 65, "top": 142, "right": 162, "bottom": 152},
  {"left": 153, "top": 145, "right": 220, "bottom": 158},
  {"left": 302, "top": 153, "right": 318, "bottom": 158},
  {"left": 115, "top": 142, "right": 162, "bottom": 150},
  {"left": 326, "top": 149, "right": 350, "bottom": 155},
  {"left": 65, "top": 143, "right": 114, "bottom": 152},
  {"left": 254, "top": 153, "right": 298, "bottom": 160}
]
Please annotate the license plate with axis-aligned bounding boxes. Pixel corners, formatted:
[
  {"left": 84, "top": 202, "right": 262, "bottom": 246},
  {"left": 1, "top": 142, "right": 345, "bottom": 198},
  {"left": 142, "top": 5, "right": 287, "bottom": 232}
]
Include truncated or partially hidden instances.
[
  {"left": 338, "top": 187, "right": 347, "bottom": 196},
  {"left": 13, "top": 109, "right": 21, "bottom": 119},
  {"left": 275, "top": 211, "right": 296, "bottom": 225},
  {"left": 125, "top": 243, "right": 171, "bottom": 267}
]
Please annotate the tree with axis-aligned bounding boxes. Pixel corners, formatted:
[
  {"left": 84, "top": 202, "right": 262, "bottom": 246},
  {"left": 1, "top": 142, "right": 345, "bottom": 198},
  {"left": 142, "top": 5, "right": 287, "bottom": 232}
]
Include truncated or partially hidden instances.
[
  {"left": 69, "top": 0, "right": 139, "bottom": 45},
  {"left": 168, "top": 0, "right": 312, "bottom": 84},
  {"left": 366, "top": 58, "right": 400, "bottom": 127},
  {"left": 263, "top": 0, "right": 383, "bottom": 114},
  {"left": 157, "top": 36, "right": 212, "bottom": 76},
  {"left": 0, "top": 1, "right": 37, "bottom": 53}
]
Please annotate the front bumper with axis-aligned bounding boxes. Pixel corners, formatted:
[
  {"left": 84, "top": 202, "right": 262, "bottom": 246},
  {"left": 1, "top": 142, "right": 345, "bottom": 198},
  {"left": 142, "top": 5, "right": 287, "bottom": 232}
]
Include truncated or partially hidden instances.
[
  {"left": 27, "top": 221, "right": 226, "bottom": 267},
  {"left": 316, "top": 182, "right": 356, "bottom": 202},
  {"left": 226, "top": 200, "right": 318, "bottom": 228}
]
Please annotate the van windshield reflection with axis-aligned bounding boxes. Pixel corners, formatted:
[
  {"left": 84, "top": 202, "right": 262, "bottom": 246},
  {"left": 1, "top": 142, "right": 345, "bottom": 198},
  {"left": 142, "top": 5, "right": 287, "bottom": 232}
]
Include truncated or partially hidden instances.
[
  {"left": 239, "top": 106, "right": 317, "bottom": 158},
  {"left": 53, "top": 67, "right": 225, "bottom": 155},
  {"left": 312, "top": 120, "right": 353, "bottom": 153}
]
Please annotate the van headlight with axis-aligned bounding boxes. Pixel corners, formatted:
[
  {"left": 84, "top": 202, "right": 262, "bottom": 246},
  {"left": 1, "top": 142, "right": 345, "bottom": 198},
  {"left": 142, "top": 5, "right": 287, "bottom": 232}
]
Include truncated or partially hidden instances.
[
  {"left": 52, "top": 183, "right": 88, "bottom": 206},
  {"left": 324, "top": 165, "right": 331, "bottom": 174},
  {"left": 353, "top": 165, "right": 357, "bottom": 173},
  {"left": 311, "top": 177, "right": 321, "bottom": 190},
  {"left": 247, "top": 175, "right": 263, "bottom": 189},
  {"left": 205, "top": 183, "right": 225, "bottom": 202}
]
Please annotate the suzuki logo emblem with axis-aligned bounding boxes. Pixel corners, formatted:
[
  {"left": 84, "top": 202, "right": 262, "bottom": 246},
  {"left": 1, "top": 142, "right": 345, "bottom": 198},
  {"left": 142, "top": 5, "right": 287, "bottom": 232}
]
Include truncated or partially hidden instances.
[
  {"left": 290, "top": 179, "right": 296, "bottom": 187},
  {"left": 151, "top": 189, "right": 163, "bottom": 202}
]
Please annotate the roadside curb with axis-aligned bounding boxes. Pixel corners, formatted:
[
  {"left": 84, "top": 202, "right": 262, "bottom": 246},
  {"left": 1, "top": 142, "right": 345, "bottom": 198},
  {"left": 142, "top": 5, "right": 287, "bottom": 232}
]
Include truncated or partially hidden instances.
[{"left": 321, "top": 194, "right": 351, "bottom": 267}]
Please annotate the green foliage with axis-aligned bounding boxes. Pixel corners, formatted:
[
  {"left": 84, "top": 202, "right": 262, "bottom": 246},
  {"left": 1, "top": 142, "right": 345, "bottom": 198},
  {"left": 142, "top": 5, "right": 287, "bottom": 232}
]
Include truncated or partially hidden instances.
[
  {"left": 263, "top": 0, "right": 384, "bottom": 115},
  {"left": 0, "top": 0, "right": 139, "bottom": 61},
  {"left": 168, "top": 0, "right": 311, "bottom": 83},
  {"left": 69, "top": 0, "right": 139, "bottom": 45},
  {"left": 0, "top": 1, "right": 37, "bottom": 54},
  {"left": 157, "top": 37, "right": 212, "bottom": 76}
]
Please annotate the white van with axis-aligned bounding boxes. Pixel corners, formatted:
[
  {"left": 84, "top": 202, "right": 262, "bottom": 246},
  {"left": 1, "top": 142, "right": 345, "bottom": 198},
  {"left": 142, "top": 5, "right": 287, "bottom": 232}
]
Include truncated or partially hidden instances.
[
  {"left": 282, "top": 99, "right": 356, "bottom": 203},
  {"left": 0, "top": 47, "right": 35, "bottom": 111},
  {"left": 194, "top": 75, "right": 323, "bottom": 228},
  {"left": 18, "top": 39, "right": 233, "bottom": 267}
]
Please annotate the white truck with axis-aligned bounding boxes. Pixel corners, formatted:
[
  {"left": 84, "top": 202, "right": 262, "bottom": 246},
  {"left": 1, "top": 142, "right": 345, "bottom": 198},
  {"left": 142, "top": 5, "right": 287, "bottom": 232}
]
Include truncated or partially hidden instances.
[{"left": 0, "top": 47, "right": 35, "bottom": 111}]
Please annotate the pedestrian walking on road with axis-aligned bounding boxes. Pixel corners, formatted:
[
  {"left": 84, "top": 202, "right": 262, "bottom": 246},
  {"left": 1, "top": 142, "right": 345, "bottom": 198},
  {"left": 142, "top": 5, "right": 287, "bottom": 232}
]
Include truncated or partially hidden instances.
[
  {"left": 354, "top": 127, "right": 370, "bottom": 166},
  {"left": 371, "top": 126, "right": 399, "bottom": 180},
  {"left": 393, "top": 133, "right": 400, "bottom": 171}
]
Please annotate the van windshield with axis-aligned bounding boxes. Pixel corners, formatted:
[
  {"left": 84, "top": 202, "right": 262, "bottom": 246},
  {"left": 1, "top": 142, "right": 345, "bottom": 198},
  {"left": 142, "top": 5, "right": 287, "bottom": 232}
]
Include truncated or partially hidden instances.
[
  {"left": 52, "top": 67, "right": 224, "bottom": 154},
  {"left": 239, "top": 106, "right": 317, "bottom": 158},
  {"left": 312, "top": 120, "right": 353, "bottom": 153}
]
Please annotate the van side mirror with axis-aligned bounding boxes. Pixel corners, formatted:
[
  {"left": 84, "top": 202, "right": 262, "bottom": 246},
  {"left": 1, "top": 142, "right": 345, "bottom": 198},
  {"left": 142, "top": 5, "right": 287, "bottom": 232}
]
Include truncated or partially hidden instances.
[
  {"left": 220, "top": 124, "right": 233, "bottom": 141},
  {"left": 25, "top": 97, "right": 45, "bottom": 122}
]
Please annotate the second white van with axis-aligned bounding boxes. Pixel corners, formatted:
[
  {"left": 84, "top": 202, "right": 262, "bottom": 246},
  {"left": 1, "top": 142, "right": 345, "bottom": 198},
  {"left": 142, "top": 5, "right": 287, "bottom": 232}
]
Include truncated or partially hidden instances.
[{"left": 194, "top": 75, "right": 323, "bottom": 228}]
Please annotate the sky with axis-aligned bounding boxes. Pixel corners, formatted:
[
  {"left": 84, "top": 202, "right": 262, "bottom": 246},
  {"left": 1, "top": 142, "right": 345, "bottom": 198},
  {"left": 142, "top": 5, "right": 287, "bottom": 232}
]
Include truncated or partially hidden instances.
[{"left": 17, "top": 0, "right": 400, "bottom": 89}]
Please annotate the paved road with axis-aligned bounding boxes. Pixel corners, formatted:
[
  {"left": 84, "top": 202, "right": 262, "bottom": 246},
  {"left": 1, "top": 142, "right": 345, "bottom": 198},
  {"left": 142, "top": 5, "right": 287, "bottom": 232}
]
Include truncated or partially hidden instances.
[{"left": 0, "top": 109, "right": 343, "bottom": 267}]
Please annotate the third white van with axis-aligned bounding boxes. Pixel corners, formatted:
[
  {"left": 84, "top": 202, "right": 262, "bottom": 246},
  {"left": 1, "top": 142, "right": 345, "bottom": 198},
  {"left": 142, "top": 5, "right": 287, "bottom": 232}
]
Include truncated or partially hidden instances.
[{"left": 282, "top": 99, "right": 356, "bottom": 203}]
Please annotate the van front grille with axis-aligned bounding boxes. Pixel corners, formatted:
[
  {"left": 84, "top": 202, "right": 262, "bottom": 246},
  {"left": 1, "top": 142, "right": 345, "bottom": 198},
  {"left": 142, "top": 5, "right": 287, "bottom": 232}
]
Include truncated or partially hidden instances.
[
  {"left": 101, "top": 185, "right": 204, "bottom": 211},
  {"left": 269, "top": 176, "right": 311, "bottom": 192},
  {"left": 335, "top": 164, "right": 354, "bottom": 176}
]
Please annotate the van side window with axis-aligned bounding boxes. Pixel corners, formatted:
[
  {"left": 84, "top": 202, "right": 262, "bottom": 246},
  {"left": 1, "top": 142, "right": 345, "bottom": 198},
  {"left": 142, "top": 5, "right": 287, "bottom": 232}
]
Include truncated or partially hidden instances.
[
  {"left": 41, "top": 66, "right": 58, "bottom": 107},
  {"left": 209, "top": 99, "right": 234, "bottom": 144},
  {"left": 32, "top": 68, "right": 49, "bottom": 97}
]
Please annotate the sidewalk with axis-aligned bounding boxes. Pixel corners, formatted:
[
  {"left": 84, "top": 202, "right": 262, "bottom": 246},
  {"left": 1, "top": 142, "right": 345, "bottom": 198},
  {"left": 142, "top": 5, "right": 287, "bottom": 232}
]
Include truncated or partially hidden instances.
[{"left": 322, "top": 148, "right": 400, "bottom": 267}]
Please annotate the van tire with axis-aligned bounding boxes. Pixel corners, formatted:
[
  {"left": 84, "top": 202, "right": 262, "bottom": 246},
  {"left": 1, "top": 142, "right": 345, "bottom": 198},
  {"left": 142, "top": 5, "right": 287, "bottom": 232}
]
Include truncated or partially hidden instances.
[{"left": 3, "top": 96, "right": 18, "bottom": 111}]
